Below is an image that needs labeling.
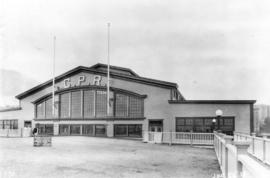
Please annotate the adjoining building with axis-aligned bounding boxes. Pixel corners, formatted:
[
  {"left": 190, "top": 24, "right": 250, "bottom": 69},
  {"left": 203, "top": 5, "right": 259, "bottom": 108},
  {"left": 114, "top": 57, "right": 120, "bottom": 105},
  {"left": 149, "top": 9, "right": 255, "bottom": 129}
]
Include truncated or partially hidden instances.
[
  {"left": 254, "top": 104, "right": 270, "bottom": 134},
  {"left": 0, "top": 63, "right": 255, "bottom": 137}
]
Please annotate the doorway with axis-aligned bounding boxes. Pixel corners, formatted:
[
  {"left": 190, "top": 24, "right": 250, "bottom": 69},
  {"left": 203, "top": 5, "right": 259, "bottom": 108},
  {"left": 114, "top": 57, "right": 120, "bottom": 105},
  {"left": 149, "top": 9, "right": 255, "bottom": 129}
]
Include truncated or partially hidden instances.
[
  {"left": 149, "top": 120, "right": 163, "bottom": 132},
  {"left": 24, "top": 121, "right": 32, "bottom": 128}
]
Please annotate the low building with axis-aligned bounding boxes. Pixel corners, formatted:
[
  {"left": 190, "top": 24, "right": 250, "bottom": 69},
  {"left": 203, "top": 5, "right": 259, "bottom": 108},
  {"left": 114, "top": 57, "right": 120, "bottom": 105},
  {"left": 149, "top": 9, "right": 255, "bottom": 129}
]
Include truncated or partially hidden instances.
[
  {"left": 0, "top": 63, "right": 255, "bottom": 137},
  {"left": 254, "top": 104, "right": 270, "bottom": 134}
]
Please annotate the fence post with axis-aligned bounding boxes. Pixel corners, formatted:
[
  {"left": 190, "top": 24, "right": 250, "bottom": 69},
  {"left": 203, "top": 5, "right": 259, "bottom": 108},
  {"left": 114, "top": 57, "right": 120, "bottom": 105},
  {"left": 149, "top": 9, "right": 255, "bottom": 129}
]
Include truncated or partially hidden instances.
[
  {"left": 190, "top": 131, "right": 193, "bottom": 146},
  {"left": 169, "top": 130, "right": 172, "bottom": 146},
  {"left": 262, "top": 133, "right": 268, "bottom": 163},
  {"left": 233, "top": 141, "right": 250, "bottom": 178},
  {"left": 21, "top": 128, "right": 23, "bottom": 137},
  {"left": 224, "top": 136, "right": 233, "bottom": 178},
  {"left": 7, "top": 129, "right": 9, "bottom": 138},
  {"left": 251, "top": 132, "right": 256, "bottom": 155}
]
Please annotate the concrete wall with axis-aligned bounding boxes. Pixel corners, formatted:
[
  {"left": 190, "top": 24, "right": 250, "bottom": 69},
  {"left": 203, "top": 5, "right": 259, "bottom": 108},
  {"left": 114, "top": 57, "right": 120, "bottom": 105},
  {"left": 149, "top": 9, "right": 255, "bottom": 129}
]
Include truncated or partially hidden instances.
[{"left": 214, "top": 132, "right": 270, "bottom": 178}]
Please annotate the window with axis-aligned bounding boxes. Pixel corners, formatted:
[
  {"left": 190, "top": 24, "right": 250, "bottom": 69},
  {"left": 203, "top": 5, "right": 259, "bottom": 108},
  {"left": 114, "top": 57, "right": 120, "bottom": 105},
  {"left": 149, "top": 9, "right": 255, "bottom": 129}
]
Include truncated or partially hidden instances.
[
  {"left": 176, "top": 117, "right": 234, "bottom": 134},
  {"left": 115, "top": 93, "right": 128, "bottom": 117},
  {"left": 0, "top": 120, "right": 18, "bottom": 129},
  {"left": 37, "top": 102, "right": 45, "bottom": 118},
  {"left": 114, "top": 125, "right": 128, "bottom": 136},
  {"left": 95, "top": 125, "right": 106, "bottom": 136},
  {"left": 114, "top": 124, "right": 142, "bottom": 137},
  {"left": 59, "top": 125, "right": 70, "bottom": 135},
  {"left": 96, "top": 91, "right": 107, "bottom": 117},
  {"left": 82, "top": 125, "right": 94, "bottom": 135},
  {"left": 129, "top": 96, "right": 143, "bottom": 117},
  {"left": 45, "top": 98, "right": 52, "bottom": 118},
  {"left": 70, "top": 125, "right": 81, "bottom": 135},
  {"left": 194, "top": 118, "right": 204, "bottom": 132},
  {"left": 60, "top": 93, "right": 70, "bottom": 118},
  {"left": 35, "top": 89, "right": 144, "bottom": 119},
  {"left": 128, "top": 125, "right": 142, "bottom": 137},
  {"left": 83, "top": 90, "right": 95, "bottom": 117},
  {"left": 71, "top": 91, "right": 82, "bottom": 118},
  {"left": 11, "top": 120, "right": 18, "bottom": 129},
  {"left": 36, "top": 124, "right": 53, "bottom": 135},
  {"left": 219, "top": 118, "right": 234, "bottom": 135}
]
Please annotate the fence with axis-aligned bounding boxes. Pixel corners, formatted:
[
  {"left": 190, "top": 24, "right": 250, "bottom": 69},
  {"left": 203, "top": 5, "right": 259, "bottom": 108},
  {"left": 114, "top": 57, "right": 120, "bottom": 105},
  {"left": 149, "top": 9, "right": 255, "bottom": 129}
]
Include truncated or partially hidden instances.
[
  {"left": 143, "top": 131, "right": 214, "bottom": 145},
  {"left": 214, "top": 131, "right": 270, "bottom": 178},
  {"left": 0, "top": 128, "right": 32, "bottom": 137},
  {"left": 234, "top": 132, "right": 270, "bottom": 166}
]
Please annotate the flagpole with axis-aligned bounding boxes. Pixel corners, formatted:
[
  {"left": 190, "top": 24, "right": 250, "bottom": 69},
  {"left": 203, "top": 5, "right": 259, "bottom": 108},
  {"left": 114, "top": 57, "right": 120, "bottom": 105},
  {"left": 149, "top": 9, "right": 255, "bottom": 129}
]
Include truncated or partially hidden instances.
[
  {"left": 52, "top": 36, "right": 56, "bottom": 118},
  {"left": 107, "top": 23, "right": 110, "bottom": 116}
]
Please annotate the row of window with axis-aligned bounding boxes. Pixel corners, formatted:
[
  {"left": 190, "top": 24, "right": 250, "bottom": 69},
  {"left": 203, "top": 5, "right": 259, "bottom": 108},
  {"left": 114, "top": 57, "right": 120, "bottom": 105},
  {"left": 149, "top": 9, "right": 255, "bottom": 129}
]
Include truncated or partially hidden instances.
[
  {"left": 0, "top": 120, "right": 18, "bottom": 129},
  {"left": 175, "top": 117, "right": 234, "bottom": 135},
  {"left": 36, "top": 89, "right": 144, "bottom": 119},
  {"left": 59, "top": 124, "right": 106, "bottom": 136},
  {"left": 35, "top": 124, "right": 107, "bottom": 136},
  {"left": 35, "top": 124, "right": 142, "bottom": 137}
]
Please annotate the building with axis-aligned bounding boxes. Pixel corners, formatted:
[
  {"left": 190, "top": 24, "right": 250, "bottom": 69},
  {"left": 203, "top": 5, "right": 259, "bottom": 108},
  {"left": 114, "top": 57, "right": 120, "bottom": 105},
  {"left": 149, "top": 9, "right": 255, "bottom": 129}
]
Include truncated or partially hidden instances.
[
  {"left": 254, "top": 104, "right": 270, "bottom": 134},
  {"left": 0, "top": 63, "right": 255, "bottom": 137}
]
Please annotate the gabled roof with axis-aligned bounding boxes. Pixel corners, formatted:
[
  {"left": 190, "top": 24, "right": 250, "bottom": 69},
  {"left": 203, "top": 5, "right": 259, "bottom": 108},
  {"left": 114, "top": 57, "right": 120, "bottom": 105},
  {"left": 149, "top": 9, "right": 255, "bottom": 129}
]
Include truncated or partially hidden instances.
[{"left": 16, "top": 64, "right": 180, "bottom": 100}]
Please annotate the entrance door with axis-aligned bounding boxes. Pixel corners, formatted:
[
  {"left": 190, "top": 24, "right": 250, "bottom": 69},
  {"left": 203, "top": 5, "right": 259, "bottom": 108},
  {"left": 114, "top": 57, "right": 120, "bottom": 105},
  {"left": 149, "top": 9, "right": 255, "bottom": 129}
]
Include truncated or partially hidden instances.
[{"left": 149, "top": 120, "right": 163, "bottom": 132}]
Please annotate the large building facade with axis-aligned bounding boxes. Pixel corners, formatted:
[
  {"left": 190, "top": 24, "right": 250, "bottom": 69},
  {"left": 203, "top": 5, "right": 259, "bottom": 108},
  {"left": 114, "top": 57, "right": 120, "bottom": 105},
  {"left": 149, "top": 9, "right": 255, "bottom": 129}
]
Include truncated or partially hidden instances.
[{"left": 0, "top": 63, "right": 255, "bottom": 137}]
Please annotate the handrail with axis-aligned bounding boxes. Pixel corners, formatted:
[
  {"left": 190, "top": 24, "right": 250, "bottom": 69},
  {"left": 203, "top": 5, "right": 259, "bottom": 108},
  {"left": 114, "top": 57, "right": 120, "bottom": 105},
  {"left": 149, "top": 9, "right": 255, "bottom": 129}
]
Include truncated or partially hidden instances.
[
  {"left": 143, "top": 131, "right": 214, "bottom": 146},
  {"left": 234, "top": 132, "right": 270, "bottom": 165},
  {"left": 214, "top": 132, "right": 270, "bottom": 178}
]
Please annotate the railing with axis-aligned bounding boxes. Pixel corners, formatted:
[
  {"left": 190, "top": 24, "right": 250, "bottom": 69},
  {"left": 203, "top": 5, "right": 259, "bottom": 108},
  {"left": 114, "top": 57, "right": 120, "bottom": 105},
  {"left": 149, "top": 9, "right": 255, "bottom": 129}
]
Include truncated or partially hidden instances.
[
  {"left": 214, "top": 132, "right": 270, "bottom": 178},
  {"left": 234, "top": 132, "right": 270, "bottom": 165},
  {"left": 143, "top": 131, "right": 214, "bottom": 145},
  {"left": 0, "top": 128, "right": 32, "bottom": 137}
]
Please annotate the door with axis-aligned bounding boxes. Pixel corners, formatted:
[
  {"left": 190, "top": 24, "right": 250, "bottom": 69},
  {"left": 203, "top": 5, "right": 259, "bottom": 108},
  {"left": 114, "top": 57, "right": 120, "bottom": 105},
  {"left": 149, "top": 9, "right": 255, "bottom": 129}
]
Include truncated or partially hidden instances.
[
  {"left": 148, "top": 120, "right": 163, "bottom": 143},
  {"left": 149, "top": 120, "right": 163, "bottom": 132}
]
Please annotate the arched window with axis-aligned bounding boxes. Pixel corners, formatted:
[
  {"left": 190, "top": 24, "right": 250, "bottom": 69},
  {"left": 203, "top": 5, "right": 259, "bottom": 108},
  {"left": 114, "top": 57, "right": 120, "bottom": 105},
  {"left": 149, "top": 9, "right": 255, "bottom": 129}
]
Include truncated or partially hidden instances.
[{"left": 35, "top": 87, "right": 145, "bottom": 119}]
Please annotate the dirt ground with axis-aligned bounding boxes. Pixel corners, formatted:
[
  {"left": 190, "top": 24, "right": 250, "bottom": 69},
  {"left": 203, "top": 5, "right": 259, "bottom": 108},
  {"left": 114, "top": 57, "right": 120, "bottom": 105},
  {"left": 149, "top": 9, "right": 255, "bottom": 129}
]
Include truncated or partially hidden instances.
[{"left": 0, "top": 137, "right": 221, "bottom": 178}]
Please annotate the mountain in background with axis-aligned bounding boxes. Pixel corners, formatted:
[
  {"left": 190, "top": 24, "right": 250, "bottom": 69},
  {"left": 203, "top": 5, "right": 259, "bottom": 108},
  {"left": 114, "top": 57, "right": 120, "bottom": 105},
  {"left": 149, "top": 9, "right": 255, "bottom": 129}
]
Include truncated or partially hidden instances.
[{"left": 0, "top": 69, "right": 38, "bottom": 107}]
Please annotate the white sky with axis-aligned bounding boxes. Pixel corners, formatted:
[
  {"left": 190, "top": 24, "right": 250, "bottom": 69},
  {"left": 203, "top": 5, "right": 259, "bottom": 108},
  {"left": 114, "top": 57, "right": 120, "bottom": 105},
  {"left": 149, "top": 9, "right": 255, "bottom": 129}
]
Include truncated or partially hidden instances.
[{"left": 1, "top": 0, "right": 270, "bottom": 106}]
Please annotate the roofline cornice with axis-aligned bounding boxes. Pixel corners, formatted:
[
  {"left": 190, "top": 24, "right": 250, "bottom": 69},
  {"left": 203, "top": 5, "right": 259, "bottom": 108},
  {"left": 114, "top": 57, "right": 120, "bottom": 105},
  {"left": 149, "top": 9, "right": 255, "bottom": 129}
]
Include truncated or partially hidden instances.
[{"left": 168, "top": 100, "right": 256, "bottom": 104}]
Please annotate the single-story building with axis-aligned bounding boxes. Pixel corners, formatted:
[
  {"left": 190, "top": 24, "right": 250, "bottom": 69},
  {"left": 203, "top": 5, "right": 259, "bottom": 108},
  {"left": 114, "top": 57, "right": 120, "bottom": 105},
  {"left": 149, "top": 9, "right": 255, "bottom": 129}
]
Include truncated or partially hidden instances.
[{"left": 0, "top": 63, "right": 255, "bottom": 137}]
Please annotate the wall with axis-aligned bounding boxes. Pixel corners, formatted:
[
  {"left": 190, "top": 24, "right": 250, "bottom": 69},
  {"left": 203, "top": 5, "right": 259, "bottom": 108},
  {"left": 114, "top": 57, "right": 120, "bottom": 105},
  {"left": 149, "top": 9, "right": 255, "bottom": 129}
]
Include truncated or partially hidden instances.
[
  {"left": 168, "top": 104, "right": 251, "bottom": 134},
  {"left": 5, "top": 71, "right": 172, "bottom": 133},
  {"left": 0, "top": 110, "right": 25, "bottom": 129},
  {"left": 0, "top": 70, "right": 253, "bottom": 135}
]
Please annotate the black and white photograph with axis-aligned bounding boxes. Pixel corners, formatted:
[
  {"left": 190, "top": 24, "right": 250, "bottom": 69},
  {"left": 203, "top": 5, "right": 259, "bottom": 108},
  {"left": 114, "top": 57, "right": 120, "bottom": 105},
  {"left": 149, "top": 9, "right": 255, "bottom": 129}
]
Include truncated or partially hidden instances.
[{"left": 0, "top": 0, "right": 270, "bottom": 178}]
